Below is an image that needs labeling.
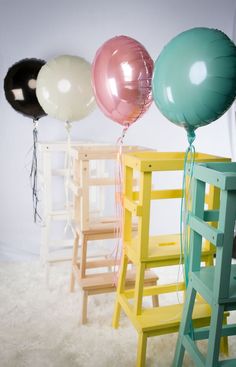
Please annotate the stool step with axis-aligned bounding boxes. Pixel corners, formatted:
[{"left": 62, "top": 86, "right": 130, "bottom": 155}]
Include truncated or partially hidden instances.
[
  {"left": 78, "top": 270, "right": 158, "bottom": 292},
  {"left": 76, "top": 217, "right": 137, "bottom": 235},
  {"left": 218, "top": 359, "right": 236, "bottom": 366},
  {"left": 47, "top": 210, "right": 74, "bottom": 220},
  {"left": 192, "top": 264, "right": 236, "bottom": 304},
  {"left": 75, "top": 258, "right": 116, "bottom": 270},
  {"left": 191, "top": 323, "right": 236, "bottom": 340},
  {"left": 118, "top": 295, "right": 211, "bottom": 333},
  {"left": 126, "top": 233, "right": 214, "bottom": 263},
  {"left": 47, "top": 254, "right": 72, "bottom": 263}
]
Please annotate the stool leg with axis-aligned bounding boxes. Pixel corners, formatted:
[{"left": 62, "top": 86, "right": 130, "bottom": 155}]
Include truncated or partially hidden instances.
[
  {"left": 70, "top": 271, "right": 75, "bottom": 292},
  {"left": 136, "top": 332, "right": 147, "bottom": 367},
  {"left": 70, "top": 233, "right": 79, "bottom": 292},
  {"left": 205, "top": 304, "right": 224, "bottom": 366},
  {"left": 173, "top": 284, "right": 196, "bottom": 367},
  {"left": 134, "top": 263, "right": 145, "bottom": 315},
  {"left": 80, "top": 234, "right": 88, "bottom": 279},
  {"left": 205, "top": 255, "right": 214, "bottom": 266},
  {"left": 105, "top": 254, "right": 112, "bottom": 272},
  {"left": 151, "top": 280, "right": 159, "bottom": 307},
  {"left": 152, "top": 294, "right": 159, "bottom": 307},
  {"left": 81, "top": 290, "right": 88, "bottom": 324},
  {"left": 220, "top": 315, "right": 229, "bottom": 356},
  {"left": 112, "top": 253, "right": 128, "bottom": 329}
]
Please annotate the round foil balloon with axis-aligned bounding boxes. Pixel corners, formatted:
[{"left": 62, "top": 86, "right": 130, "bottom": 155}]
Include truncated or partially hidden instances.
[
  {"left": 36, "top": 55, "right": 95, "bottom": 122},
  {"left": 92, "top": 35, "right": 153, "bottom": 126},
  {"left": 4, "top": 58, "right": 46, "bottom": 120},
  {"left": 152, "top": 27, "right": 236, "bottom": 141}
]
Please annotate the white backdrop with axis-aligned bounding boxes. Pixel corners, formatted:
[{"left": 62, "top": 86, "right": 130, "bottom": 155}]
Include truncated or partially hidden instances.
[{"left": 0, "top": 0, "right": 235, "bottom": 260}]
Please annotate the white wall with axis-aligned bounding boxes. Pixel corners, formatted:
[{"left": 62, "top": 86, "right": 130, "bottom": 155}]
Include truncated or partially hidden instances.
[{"left": 0, "top": 0, "right": 235, "bottom": 259}]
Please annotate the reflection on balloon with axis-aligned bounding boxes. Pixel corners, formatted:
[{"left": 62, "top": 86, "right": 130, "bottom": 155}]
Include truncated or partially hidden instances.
[
  {"left": 152, "top": 27, "right": 236, "bottom": 142},
  {"left": 92, "top": 35, "right": 153, "bottom": 126},
  {"left": 36, "top": 55, "right": 96, "bottom": 122},
  {"left": 4, "top": 58, "right": 46, "bottom": 120}
]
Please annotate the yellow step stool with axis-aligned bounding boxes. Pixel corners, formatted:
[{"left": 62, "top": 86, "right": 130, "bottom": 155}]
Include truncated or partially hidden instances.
[{"left": 112, "top": 151, "right": 230, "bottom": 367}]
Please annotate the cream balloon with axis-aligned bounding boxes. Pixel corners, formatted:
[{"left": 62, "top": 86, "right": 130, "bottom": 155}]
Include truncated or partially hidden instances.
[{"left": 36, "top": 55, "right": 96, "bottom": 122}]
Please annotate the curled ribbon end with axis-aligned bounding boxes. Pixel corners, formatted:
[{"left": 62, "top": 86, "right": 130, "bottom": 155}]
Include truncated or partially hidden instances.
[{"left": 30, "top": 118, "right": 41, "bottom": 223}]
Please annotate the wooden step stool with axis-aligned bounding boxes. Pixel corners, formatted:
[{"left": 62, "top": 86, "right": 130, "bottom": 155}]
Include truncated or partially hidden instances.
[
  {"left": 69, "top": 144, "right": 158, "bottom": 324},
  {"left": 112, "top": 151, "right": 230, "bottom": 367},
  {"left": 173, "top": 162, "right": 236, "bottom": 367}
]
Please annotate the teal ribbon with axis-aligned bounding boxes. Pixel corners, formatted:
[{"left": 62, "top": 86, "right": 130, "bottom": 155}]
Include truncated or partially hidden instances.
[
  {"left": 180, "top": 132, "right": 196, "bottom": 340},
  {"left": 180, "top": 129, "right": 196, "bottom": 286}
]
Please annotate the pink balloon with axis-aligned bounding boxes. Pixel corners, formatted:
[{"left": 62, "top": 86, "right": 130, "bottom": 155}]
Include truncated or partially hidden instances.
[{"left": 92, "top": 35, "right": 153, "bottom": 126}]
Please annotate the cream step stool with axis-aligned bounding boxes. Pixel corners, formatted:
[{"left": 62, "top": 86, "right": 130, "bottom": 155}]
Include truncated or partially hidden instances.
[
  {"left": 112, "top": 151, "right": 230, "bottom": 367},
  {"left": 38, "top": 141, "right": 107, "bottom": 282},
  {"left": 69, "top": 144, "right": 159, "bottom": 324}
]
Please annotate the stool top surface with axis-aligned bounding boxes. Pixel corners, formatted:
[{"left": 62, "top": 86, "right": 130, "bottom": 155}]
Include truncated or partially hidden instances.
[
  {"left": 191, "top": 162, "right": 236, "bottom": 190},
  {"left": 123, "top": 151, "right": 230, "bottom": 172}
]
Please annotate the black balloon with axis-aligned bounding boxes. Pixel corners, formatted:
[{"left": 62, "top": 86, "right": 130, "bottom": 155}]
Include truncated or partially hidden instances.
[{"left": 4, "top": 58, "right": 46, "bottom": 120}]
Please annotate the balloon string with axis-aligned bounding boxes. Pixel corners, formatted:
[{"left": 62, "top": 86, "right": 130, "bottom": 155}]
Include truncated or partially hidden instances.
[
  {"left": 177, "top": 142, "right": 195, "bottom": 339},
  {"left": 110, "top": 125, "right": 129, "bottom": 285},
  {"left": 64, "top": 121, "right": 76, "bottom": 237},
  {"left": 30, "top": 119, "right": 41, "bottom": 223},
  {"left": 180, "top": 143, "right": 195, "bottom": 286}
]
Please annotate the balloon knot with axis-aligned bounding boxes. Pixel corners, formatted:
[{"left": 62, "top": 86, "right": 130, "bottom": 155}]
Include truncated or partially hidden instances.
[
  {"left": 33, "top": 119, "right": 39, "bottom": 130},
  {"left": 65, "top": 121, "right": 72, "bottom": 133},
  {"left": 187, "top": 129, "right": 196, "bottom": 146}
]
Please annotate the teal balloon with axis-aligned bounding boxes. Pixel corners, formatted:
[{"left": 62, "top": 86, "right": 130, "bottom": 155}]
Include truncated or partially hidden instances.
[{"left": 152, "top": 27, "right": 236, "bottom": 142}]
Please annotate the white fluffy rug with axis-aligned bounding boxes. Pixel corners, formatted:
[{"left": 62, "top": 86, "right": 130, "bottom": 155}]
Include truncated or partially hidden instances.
[{"left": 0, "top": 262, "right": 235, "bottom": 367}]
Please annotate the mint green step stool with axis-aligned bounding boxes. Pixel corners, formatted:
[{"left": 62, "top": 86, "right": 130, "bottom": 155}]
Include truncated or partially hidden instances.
[{"left": 173, "top": 162, "right": 236, "bottom": 367}]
